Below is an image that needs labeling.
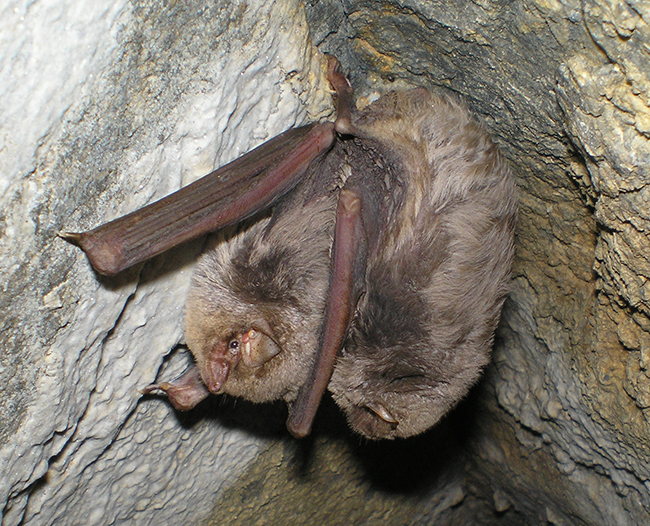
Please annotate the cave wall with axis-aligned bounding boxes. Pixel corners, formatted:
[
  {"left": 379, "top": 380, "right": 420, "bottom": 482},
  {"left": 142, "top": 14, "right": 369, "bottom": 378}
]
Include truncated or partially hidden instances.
[{"left": 2, "top": 0, "right": 650, "bottom": 525}]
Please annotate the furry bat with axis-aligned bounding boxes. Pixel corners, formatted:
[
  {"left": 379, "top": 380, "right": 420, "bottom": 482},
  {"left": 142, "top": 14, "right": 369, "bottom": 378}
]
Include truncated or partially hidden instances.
[
  {"left": 327, "top": 90, "right": 517, "bottom": 438},
  {"left": 62, "top": 56, "right": 516, "bottom": 439}
]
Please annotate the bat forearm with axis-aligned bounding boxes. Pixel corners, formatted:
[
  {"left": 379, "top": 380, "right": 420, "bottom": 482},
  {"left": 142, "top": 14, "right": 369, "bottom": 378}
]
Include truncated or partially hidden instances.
[
  {"left": 62, "top": 123, "right": 335, "bottom": 276},
  {"left": 286, "top": 189, "right": 364, "bottom": 438}
]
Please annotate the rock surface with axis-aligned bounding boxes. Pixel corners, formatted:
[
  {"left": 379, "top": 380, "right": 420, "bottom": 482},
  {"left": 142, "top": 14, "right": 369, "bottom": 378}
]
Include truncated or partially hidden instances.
[{"left": 2, "top": 0, "right": 650, "bottom": 525}]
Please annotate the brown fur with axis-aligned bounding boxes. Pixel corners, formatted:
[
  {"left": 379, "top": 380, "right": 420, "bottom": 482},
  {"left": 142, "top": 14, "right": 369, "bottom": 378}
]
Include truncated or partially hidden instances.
[
  {"left": 328, "top": 90, "right": 517, "bottom": 439},
  {"left": 184, "top": 176, "right": 338, "bottom": 404},
  {"left": 183, "top": 89, "right": 515, "bottom": 439}
]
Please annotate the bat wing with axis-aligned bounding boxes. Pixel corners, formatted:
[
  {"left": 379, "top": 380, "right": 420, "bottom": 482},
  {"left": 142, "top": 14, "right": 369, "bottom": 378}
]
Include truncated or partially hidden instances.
[
  {"left": 286, "top": 189, "right": 366, "bottom": 437},
  {"left": 61, "top": 122, "right": 335, "bottom": 275},
  {"left": 286, "top": 57, "right": 395, "bottom": 438}
]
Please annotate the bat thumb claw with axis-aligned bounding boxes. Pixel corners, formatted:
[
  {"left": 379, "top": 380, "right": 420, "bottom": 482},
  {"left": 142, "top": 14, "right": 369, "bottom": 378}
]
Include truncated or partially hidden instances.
[
  {"left": 139, "top": 383, "right": 160, "bottom": 395},
  {"left": 366, "top": 402, "right": 398, "bottom": 426}
]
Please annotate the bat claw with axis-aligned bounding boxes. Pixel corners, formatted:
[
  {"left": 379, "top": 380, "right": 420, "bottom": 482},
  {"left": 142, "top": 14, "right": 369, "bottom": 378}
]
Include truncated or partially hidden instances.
[
  {"left": 58, "top": 231, "right": 83, "bottom": 246},
  {"left": 326, "top": 54, "right": 358, "bottom": 136},
  {"left": 366, "top": 402, "right": 398, "bottom": 427},
  {"left": 339, "top": 190, "right": 361, "bottom": 215},
  {"left": 139, "top": 383, "right": 160, "bottom": 395},
  {"left": 141, "top": 366, "right": 210, "bottom": 411}
]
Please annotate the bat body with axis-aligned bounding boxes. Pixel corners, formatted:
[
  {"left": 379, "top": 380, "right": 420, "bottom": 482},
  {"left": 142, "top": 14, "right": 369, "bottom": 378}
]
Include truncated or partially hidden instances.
[
  {"left": 328, "top": 91, "right": 517, "bottom": 438},
  {"left": 180, "top": 157, "right": 341, "bottom": 407},
  {"left": 63, "top": 57, "right": 516, "bottom": 439}
]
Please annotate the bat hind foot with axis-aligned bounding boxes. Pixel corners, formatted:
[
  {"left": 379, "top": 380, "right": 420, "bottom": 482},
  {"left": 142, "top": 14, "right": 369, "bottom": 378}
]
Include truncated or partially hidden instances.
[{"left": 141, "top": 366, "right": 209, "bottom": 411}]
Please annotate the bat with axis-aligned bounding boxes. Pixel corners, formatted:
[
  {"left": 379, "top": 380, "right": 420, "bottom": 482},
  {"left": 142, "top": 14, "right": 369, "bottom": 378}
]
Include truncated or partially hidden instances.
[
  {"left": 326, "top": 90, "right": 517, "bottom": 439},
  {"left": 61, "top": 56, "right": 516, "bottom": 440}
]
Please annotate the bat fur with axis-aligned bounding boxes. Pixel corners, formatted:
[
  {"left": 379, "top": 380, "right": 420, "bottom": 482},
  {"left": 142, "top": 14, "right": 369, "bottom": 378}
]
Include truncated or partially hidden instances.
[
  {"left": 64, "top": 57, "right": 516, "bottom": 440},
  {"left": 329, "top": 90, "right": 516, "bottom": 438}
]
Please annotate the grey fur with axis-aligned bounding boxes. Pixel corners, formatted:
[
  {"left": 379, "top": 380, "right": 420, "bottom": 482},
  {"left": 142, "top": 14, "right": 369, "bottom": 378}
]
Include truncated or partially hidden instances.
[
  {"left": 329, "top": 90, "right": 517, "bottom": 439},
  {"left": 184, "top": 176, "right": 338, "bottom": 404},
  {"left": 183, "top": 88, "right": 516, "bottom": 439}
]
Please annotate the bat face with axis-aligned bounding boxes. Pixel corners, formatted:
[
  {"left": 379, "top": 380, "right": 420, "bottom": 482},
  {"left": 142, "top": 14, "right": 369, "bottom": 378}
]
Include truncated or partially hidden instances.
[{"left": 184, "top": 186, "right": 338, "bottom": 405}]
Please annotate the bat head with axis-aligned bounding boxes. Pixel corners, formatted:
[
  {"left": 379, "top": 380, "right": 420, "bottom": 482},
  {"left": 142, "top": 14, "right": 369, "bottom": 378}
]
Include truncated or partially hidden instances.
[
  {"left": 184, "top": 308, "right": 281, "bottom": 395},
  {"left": 329, "top": 337, "right": 491, "bottom": 440},
  {"left": 184, "top": 216, "right": 331, "bottom": 405}
]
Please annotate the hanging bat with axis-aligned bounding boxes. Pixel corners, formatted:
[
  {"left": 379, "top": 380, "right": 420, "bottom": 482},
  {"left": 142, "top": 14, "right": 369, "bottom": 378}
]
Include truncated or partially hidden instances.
[
  {"left": 326, "top": 89, "right": 517, "bottom": 438},
  {"left": 61, "top": 56, "right": 516, "bottom": 440}
]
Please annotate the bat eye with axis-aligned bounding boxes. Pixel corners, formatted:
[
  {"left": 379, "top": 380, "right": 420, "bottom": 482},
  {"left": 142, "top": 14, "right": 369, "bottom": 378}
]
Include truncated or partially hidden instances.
[{"left": 229, "top": 339, "right": 240, "bottom": 351}]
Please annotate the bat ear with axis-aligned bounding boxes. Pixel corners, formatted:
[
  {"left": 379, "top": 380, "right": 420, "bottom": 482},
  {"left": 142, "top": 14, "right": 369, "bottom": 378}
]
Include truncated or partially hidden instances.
[
  {"left": 241, "top": 320, "right": 281, "bottom": 368},
  {"left": 366, "top": 402, "right": 398, "bottom": 427}
]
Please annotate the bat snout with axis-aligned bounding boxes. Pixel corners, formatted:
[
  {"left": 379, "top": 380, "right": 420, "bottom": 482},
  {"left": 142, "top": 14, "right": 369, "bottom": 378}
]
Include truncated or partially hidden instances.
[
  {"left": 204, "top": 359, "right": 231, "bottom": 393},
  {"left": 203, "top": 341, "right": 241, "bottom": 393}
]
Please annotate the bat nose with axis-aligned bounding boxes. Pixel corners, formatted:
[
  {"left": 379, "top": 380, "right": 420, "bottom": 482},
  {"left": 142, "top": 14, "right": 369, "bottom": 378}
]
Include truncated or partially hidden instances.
[{"left": 205, "top": 359, "right": 231, "bottom": 393}]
